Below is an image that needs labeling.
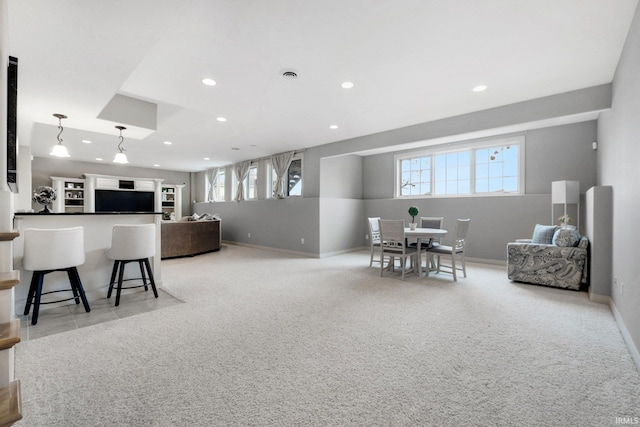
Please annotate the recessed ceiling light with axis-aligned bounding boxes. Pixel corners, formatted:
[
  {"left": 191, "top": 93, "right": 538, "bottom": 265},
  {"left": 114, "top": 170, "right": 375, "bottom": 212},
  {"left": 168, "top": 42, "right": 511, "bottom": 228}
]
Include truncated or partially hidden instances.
[
  {"left": 164, "top": 141, "right": 172, "bottom": 145},
  {"left": 203, "top": 157, "right": 210, "bottom": 160},
  {"left": 154, "top": 164, "right": 160, "bottom": 167},
  {"left": 202, "top": 78, "right": 216, "bottom": 86},
  {"left": 96, "top": 157, "right": 103, "bottom": 161},
  {"left": 473, "top": 85, "right": 487, "bottom": 92},
  {"left": 330, "top": 125, "right": 339, "bottom": 129},
  {"left": 231, "top": 147, "right": 240, "bottom": 151},
  {"left": 82, "top": 139, "right": 92, "bottom": 144},
  {"left": 216, "top": 117, "right": 227, "bottom": 122},
  {"left": 341, "top": 81, "right": 354, "bottom": 89}
]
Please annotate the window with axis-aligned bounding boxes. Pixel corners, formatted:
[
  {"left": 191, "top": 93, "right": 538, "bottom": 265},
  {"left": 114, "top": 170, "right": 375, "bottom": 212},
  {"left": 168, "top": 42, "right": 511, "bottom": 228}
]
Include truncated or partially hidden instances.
[
  {"left": 245, "top": 165, "right": 258, "bottom": 200},
  {"left": 215, "top": 170, "right": 225, "bottom": 201},
  {"left": 475, "top": 145, "right": 519, "bottom": 193},
  {"left": 400, "top": 156, "right": 431, "bottom": 196},
  {"left": 270, "top": 154, "right": 303, "bottom": 198},
  {"left": 287, "top": 158, "right": 302, "bottom": 196},
  {"left": 396, "top": 136, "right": 523, "bottom": 197}
]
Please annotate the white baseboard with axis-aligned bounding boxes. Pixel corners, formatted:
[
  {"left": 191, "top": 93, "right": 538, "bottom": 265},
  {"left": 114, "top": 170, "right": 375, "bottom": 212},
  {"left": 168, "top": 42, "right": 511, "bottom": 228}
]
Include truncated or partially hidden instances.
[
  {"left": 319, "top": 247, "right": 364, "bottom": 258},
  {"left": 588, "top": 288, "right": 610, "bottom": 304},
  {"left": 222, "top": 240, "right": 316, "bottom": 258},
  {"left": 609, "top": 300, "right": 640, "bottom": 373}
]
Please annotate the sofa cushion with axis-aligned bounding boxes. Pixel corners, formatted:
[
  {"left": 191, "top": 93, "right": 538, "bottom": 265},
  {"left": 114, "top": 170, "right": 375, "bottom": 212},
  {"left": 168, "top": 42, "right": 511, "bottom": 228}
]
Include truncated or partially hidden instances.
[
  {"left": 531, "top": 224, "right": 557, "bottom": 244},
  {"left": 552, "top": 227, "right": 581, "bottom": 247}
]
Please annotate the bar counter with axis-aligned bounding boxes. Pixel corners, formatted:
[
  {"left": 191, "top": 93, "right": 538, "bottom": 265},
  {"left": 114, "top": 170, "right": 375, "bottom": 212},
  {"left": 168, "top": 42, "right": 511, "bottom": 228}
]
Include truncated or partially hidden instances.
[{"left": 12, "top": 212, "right": 162, "bottom": 308}]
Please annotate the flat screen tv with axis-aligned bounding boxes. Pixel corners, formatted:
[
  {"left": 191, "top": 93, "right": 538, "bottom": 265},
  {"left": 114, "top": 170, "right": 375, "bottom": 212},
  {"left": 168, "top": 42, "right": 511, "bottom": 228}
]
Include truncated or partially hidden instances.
[{"left": 95, "top": 190, "right": 155, "bottom": 213}]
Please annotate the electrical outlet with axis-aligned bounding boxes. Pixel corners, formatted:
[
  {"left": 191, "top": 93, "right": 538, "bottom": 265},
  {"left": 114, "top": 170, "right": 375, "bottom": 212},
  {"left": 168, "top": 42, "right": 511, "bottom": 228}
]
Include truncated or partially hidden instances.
[
  {"left": 365, "top": 234, "right": 369, "bottom": 240},
  {"left": 301, "top": 238, "right": 305, "bottom": 244},
  {"left": 248, "top": 232, "right": 251, "bottom": 238}
]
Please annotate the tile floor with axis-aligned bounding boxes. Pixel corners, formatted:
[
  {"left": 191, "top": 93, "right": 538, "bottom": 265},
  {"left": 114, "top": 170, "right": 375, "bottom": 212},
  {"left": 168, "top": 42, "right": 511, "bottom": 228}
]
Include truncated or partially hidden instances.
[{"left": 18, "top": 289, "right": 183, "bottom": 341}]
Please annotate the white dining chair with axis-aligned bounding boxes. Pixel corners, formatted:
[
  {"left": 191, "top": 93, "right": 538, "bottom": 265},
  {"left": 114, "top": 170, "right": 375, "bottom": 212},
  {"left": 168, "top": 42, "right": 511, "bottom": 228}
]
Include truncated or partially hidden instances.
[
  {"left": 367, "top": 217, "right": 382, "bottom": 266},
  {"left": 379, "top": 219, "right": 419, "bottom": 281},
  {"left": 426, "top": 218, "right": 470, "bottom": 281}
]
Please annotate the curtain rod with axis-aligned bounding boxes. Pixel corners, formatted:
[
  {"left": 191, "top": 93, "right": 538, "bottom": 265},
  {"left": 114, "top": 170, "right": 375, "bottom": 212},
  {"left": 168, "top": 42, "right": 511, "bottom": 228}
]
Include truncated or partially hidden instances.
[{"left": 208, "top": 149, "right": 306, "bottom": 170}]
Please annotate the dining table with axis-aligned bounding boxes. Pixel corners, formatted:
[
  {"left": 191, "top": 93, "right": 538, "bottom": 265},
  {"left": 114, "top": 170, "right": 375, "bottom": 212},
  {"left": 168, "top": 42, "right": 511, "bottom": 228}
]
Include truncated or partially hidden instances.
[{"left": 404, "top": 227, "right": 448, "bottom": 277}]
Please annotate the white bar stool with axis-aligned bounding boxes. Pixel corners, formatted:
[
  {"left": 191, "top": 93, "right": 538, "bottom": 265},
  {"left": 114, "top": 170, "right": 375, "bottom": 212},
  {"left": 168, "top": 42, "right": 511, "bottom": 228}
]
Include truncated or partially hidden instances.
[
  {"left": 106, "top": 224, "right": 158, "bottom": 306},
  {"left": 22, "top": 227, "right": 91, "bottom": 325}
]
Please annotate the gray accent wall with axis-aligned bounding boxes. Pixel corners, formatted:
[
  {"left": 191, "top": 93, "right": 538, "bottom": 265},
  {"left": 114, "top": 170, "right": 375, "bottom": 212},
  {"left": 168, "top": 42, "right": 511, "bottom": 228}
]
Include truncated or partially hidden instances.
[
  {"left": 196, "top": 120, "right": 597, "bottom": 261},
  {"left": 194, "top": 198, "right": 320, "bottom": 255},
  {"left": 597, "top": 2, "right": 640, "bottom": 364},
  {"left": 30, "top": 157, "right": 191, "bottom": 217},
  {"left": 319, "top": 155, "right": 364, "bottom": 255},
  {"left": 361, "top": 121, "right": 597, "bottom": 261}
]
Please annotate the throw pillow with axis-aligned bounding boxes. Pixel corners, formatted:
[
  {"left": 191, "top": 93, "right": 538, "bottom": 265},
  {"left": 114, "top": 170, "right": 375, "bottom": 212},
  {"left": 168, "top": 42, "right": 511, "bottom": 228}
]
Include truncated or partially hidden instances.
[
  {"left": 531, "top": 224, "right": 557, "bottom": 244},
  {"left": 552, "top": 227, "right": 581, "bottom": 247}
]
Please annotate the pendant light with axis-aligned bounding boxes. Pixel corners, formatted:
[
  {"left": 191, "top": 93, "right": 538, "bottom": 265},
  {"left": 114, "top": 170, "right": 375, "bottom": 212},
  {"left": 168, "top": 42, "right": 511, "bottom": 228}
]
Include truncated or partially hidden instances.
[
  {"left": 113, "top": 125, "right": 129, "bottom": 164},
  {"left": 50, "top": 113, "right": 70, "bottom": 157}
]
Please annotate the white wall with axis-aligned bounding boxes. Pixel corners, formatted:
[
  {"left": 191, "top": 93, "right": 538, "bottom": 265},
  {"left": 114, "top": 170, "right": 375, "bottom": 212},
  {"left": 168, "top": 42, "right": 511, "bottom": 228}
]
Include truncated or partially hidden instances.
[{"left": 597, "top": 2, "right": 640, "bottom": 365}]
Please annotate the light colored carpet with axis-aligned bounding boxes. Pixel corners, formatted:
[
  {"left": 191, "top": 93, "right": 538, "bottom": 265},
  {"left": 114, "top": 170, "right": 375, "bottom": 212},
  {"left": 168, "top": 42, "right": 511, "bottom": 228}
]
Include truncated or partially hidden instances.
[{"left": 14, "top": 245, "right": 640, "bottom": 426}]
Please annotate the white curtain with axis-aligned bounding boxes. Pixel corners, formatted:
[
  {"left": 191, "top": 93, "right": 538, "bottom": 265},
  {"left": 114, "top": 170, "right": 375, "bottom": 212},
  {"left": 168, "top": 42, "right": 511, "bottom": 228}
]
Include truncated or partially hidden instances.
[
  {"left": 271, "top": 151, "right": 295, "bottom": 199},
  {"left": 206, "top": 168, "right": 219, "bottom": 202},
  {"left": 234, "top": 161, "right": 252, "bottom": 201}
]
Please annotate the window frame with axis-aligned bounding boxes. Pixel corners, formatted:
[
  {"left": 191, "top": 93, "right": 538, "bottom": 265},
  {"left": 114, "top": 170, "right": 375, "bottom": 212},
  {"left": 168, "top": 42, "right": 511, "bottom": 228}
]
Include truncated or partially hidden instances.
[
  {"left": 245, "top": 164, "right": 258, "bottom": 200},
  {"left": 214, "top": 169, "right": 226, "bottom": 202},
  {"left": 268, "top": 153, "right": 303, "bottom": 198},
  {"left": 394, "top": 135, "right": 525, "bottom": 199}
]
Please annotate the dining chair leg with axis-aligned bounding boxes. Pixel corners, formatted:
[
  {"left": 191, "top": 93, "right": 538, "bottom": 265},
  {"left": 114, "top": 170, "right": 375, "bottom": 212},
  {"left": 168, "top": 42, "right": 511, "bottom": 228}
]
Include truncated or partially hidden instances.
[
  {"left": 451, "top": 252, "right": 457, "bottom": 282},
  {"left": 461, "top": 253, "right": 467, "bottom": 278}
]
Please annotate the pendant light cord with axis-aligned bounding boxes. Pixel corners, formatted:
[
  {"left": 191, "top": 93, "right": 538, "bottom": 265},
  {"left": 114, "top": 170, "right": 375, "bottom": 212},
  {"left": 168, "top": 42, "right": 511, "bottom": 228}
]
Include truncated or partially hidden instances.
[
  {"left": 56, "top": 118, "right": 64, "bottom": 144},
  {"left": 117, "top": 128, "right": 125, "bottom": 153}
]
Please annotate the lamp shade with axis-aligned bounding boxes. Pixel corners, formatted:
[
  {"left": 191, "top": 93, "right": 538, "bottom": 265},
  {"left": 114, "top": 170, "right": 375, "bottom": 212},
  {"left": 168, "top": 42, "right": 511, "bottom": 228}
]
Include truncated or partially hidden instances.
[
  {"left": 113, "top": 152, "right": 129, "bottom": 164},
  {"left": 552, "top": 180, "right": 579, "bottom": 204},
  {"left": 50, "top": 144, "right": 70, "bottom": 157}
]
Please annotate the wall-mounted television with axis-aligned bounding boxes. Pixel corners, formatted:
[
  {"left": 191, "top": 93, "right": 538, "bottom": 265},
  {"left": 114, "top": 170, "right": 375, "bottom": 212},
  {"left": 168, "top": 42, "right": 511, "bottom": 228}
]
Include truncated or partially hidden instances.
[{"left": 95, "top": 190, "right": 155, "bottom": 212}]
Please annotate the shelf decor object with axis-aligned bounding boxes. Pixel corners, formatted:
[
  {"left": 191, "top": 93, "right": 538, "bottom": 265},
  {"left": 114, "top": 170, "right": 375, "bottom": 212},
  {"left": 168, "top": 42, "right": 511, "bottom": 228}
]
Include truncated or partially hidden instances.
[{"left": 49, "top": 113, "right": 70, "bottom": 158}]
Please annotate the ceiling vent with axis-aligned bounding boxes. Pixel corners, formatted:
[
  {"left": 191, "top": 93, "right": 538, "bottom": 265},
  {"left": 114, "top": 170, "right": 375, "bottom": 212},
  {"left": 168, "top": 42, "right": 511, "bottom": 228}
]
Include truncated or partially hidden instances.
[{"left": 282, "top": 70, "right": 298, "bottom": 79}]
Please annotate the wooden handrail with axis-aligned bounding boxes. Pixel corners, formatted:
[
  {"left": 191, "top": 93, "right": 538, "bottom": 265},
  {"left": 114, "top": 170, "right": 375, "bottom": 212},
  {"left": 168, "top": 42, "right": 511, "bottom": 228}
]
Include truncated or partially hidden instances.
[
  {"left": 0, "top": 232, "right": 19, "bottom": 242},
  {"left": 0, "top": 381, "right": 22, "bottom": 427},
  {"left": 0, "top": 272, "right": 19, "bottom": 291},
  {"left": 0, "top": 320, "right": 20, "bottom": 352}
]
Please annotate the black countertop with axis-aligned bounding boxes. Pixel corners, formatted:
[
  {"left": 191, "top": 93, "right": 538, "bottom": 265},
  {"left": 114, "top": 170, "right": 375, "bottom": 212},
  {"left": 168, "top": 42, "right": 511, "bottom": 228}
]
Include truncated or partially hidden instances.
[{"left": 14, "top": 212, "right": 162, "bottom": 216}]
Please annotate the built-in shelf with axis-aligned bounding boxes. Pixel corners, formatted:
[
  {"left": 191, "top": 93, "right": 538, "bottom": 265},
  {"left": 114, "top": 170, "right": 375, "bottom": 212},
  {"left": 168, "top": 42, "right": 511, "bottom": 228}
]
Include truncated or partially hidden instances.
[
  {"left": 0, "top": 381, "right": 22, "bottom": 427},
  {"left": 0, "top": 320, "right": 20, "bottom": 351},
  {"left": 0, "top": 271, "right": 19, "bottom": 291},
  {"left": 52, "top": 177, "right": 85, "bottom": 213},
  {"left": 161, "top": 184, "right": 184, "bottom": 221}
]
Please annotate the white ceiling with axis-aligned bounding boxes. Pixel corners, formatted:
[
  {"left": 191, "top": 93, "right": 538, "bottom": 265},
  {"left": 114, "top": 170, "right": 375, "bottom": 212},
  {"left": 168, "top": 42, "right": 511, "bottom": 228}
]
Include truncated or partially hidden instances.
[{"left": 7, "top": 0, "right": 638, "bottom": 172}]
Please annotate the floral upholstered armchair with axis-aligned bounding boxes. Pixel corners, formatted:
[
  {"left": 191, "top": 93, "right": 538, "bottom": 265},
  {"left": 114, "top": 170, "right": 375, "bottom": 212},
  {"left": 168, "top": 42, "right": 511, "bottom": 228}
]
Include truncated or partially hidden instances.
[{"left": 507, "top": 224, "right": 588, "bottom": 291}]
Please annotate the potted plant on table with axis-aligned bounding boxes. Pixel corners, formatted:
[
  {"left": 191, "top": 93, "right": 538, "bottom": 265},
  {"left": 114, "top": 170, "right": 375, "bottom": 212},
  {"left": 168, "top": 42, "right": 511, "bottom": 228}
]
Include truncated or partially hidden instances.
[
  {"left": 408, "top": 206, "right": 419, "bottom": 230},
  {"left": 32, "top": 185, "right": 57, "bottom": 213}
]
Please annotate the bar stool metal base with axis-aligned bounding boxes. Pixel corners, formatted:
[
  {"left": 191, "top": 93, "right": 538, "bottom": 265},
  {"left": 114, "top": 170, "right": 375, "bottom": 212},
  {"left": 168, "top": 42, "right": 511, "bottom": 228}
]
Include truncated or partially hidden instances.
[
  {"left": 23, "top": 267, "right": 91, "bottom": 325},
  {"left": 107, "top": 258, "right": 158, "bottom": 307}
]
